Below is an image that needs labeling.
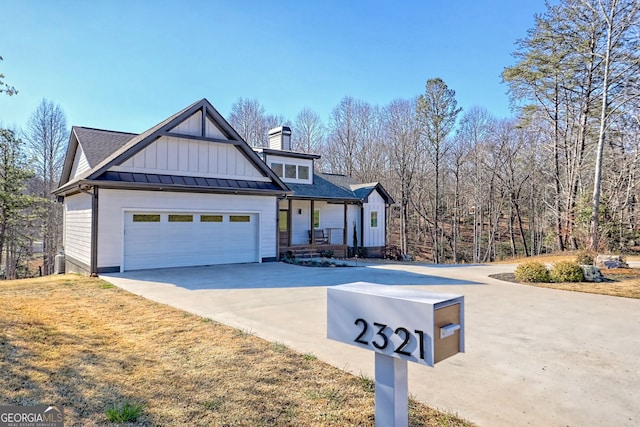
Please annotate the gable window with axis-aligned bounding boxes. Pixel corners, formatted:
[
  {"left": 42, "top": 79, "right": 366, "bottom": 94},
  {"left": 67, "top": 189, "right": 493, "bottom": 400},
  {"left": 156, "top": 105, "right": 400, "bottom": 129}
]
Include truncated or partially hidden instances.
[
  {"left": 313, "top": 209, "right": 320, "bottom": 229},
  {"left": 285, "top": 164, "right": 297, "bottom": 179},
  {"left": 371, "top": 211, "right": 378, "bottom": 228},
  {"left": 298, "top": 165, "right": 309, "bottom": 180},
  {"left": 272, "top": 163, "right": 283, "bottom": 177}
]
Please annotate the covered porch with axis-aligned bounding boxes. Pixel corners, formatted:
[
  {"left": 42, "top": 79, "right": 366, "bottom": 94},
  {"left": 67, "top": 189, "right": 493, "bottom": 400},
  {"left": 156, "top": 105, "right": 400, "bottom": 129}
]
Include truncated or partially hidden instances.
[{"left": 277, "top": 198, "right": 360, "bottom": 259}]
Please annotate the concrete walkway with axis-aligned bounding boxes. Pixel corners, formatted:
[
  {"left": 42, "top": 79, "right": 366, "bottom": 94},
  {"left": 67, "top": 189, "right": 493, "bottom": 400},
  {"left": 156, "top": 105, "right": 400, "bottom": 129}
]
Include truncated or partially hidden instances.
[{"left": 101, "top": 262, "right": 640, "bottom": 427}]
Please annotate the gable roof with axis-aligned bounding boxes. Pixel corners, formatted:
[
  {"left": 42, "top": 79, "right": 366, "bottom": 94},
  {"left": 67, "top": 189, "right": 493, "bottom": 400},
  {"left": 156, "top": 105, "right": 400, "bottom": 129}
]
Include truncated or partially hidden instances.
[
  {"left": 285, "top": 172, "right": 395, "bottom": 204},
  {"left": 285, "top": 174, "right": 361, "bottom": 202},
  {"left": 55, "top": 99, "right": 289, "bottom": 196}
]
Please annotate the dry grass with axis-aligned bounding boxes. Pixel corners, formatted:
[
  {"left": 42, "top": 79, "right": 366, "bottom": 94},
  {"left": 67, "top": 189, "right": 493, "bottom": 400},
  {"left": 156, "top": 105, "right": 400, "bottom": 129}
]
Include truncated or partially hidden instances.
[
  {"left": 0, "top": 274, "right": 472, "bottom": 426},
  {"left": 513, "top": 276, "right": 640, "bottom": 299}
]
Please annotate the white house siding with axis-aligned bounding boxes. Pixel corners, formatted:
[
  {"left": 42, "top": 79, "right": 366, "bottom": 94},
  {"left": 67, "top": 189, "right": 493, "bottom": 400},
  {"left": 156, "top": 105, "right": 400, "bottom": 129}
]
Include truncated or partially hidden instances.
[
  {"left": 363, "top": 191, "right": 386, "bottom": 247},
  {"left": 69, "top": 145, "right": 90, "bottom": 180},
  {"left": 347, "top": 205, "right": 361, "bottom": 247},
  {"left": 97, "top": 189, "right": 277, "bottom": 270},
  {"left": 113, "top": 136, "right": 269, "bottom": 181},
  {"left": 63, "top": 192, "right": 92, "bottom": 268},
  {"left": 289, "top": 200, "right": 312, "bottom": 245},
  {"left": 169, "top": 111, "right": 202, "bottom": 136},
  {"left": 314, "top": 201, "right": 346, "bottom": 244}
]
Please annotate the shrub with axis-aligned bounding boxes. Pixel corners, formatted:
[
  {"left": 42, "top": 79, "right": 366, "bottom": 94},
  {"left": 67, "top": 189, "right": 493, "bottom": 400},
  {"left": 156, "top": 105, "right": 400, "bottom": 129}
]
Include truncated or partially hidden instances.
[
  {"left": 550, "top": 260, "right": 585, "bottom": 283},
  {"left": 514, "top": 261, "right": 550, "bottom": 283},
  {"left": 575, "top": 250, "right": 595, "bottom": 265}
]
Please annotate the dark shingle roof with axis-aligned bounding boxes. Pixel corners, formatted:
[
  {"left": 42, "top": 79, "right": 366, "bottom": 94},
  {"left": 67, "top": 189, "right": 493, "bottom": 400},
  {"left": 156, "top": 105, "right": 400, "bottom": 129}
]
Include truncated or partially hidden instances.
[
  {"left": 286, "top": 174, "right": 360, "bottom": 201},
  {"left": 319, "top": 173, "right": 360, "bottom": 190},
  {"left": 73, "top": 127, "right": 137, "bottom": 167}
]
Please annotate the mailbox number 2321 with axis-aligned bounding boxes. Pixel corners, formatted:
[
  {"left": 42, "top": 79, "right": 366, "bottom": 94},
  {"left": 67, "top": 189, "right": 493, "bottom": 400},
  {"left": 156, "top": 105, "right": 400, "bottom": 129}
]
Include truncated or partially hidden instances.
[{"left": 354, "top": 318, "right": 426, "bottom": 360}]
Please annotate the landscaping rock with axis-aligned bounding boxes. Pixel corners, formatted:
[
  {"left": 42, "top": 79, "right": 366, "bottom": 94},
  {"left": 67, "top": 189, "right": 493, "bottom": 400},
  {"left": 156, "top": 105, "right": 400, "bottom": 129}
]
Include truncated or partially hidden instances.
[
  {"left": 581, "top": 265, "right": 604, "bottom": 282},
  {"left": 595, "top": 254, "right": 629, "bottom": 269}
]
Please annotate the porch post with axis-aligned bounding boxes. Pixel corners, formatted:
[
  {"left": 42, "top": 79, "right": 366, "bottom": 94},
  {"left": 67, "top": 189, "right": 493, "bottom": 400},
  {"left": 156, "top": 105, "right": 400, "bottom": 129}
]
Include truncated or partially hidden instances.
[
  {"left": 287, "top": 199, "right": 292, "bottom": 247},
  {"left": 343, "top": 202, "right": 348, "bottom": 245},
  {"left": 310, "top": 200, "right": 315, "bottom": 246}
]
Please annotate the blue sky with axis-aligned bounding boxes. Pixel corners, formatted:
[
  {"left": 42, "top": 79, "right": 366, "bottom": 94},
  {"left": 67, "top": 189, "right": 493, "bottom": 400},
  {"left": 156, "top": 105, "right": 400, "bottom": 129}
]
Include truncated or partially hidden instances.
[{"left": 1, "top": 1, "right": 549, "bottom": 134}]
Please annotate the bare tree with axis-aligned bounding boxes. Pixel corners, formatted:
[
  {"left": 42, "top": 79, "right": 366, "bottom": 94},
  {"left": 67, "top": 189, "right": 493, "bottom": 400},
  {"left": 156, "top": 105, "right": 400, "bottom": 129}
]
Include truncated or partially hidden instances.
[
  {"left": 325, "top": 97, "right": 360, "bottom": 176},
  {"left": 229, "top": 98, "right": 270, "bottom": 148},
  {"left": 383, "top": 98, "right": 423, "bottom": 255},
  {"left": 586, "top": 0, "right": 640, "bottom": 250},
  {"left": 25, "top": 99, "right": 68, "bottom": 275},
  {"left": 292, "top": 108, "right": 325, "bottom": 154}
]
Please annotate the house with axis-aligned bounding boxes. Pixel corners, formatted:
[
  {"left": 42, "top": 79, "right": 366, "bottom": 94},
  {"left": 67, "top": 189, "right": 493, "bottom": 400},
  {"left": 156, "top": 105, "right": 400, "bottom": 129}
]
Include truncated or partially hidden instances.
[
  {"left": 54, "top": 99, "right": 393, "bottom": 274},
  {"left": 257, "top": 126, "right": 394, "bottom": 259}
]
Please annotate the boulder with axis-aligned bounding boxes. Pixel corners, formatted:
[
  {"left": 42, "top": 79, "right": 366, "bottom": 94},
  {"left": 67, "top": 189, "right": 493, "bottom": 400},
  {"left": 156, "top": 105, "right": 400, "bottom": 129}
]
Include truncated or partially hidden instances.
[
  {"left": 581, "top": 265, "right": 604, "bottom": 282},
  {"left": 595, "top": 254, "right": 629, "bottom": 269}
]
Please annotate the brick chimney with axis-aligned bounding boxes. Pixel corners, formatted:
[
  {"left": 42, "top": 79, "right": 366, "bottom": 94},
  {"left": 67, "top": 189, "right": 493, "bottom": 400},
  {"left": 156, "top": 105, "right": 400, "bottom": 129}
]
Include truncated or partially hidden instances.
[{"left": 268, "top": 126, "right": 291, "bottom": 151}]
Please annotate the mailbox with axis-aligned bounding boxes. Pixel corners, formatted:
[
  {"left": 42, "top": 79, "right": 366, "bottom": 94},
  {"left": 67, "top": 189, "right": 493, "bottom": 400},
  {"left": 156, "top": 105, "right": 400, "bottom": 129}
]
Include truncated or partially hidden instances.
[{"left": 327, "top": 282, "right": 464, "bottom": 367}]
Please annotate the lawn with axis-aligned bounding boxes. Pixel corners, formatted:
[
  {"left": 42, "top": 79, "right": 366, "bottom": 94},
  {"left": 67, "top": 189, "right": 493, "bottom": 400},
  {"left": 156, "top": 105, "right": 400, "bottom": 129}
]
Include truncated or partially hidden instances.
[{"left": 0, "top": 275, "right": 472, "bottom": 426}]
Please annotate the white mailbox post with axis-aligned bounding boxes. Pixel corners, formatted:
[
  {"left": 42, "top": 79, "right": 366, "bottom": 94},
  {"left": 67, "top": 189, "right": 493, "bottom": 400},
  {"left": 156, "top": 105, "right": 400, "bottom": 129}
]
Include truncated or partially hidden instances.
[{"left": 327, "top": 282, "right": 464, "bottom": 427}]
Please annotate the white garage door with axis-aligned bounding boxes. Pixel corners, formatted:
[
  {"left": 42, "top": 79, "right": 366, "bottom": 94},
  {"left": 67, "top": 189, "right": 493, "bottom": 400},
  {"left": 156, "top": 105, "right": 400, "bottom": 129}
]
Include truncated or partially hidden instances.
[{"left": 123, "top": 212, "right": 259, "bottom": 271}]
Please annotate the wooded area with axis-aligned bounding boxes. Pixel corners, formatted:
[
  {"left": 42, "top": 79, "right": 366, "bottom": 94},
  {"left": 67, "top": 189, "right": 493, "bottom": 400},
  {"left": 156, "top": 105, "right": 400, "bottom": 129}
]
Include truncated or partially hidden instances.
[
  {"left": 0, "top": 0, "right": 638, "bottom": 276},
  {"left": 229, "top": 0, "right": 640, "bottom": 263}
]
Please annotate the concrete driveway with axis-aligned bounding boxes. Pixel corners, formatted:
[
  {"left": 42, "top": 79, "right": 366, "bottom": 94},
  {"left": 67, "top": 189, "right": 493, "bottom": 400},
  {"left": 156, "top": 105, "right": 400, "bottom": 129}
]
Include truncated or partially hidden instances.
[{"left": 101, "top": 262, "right": 640, "bottom": 427}]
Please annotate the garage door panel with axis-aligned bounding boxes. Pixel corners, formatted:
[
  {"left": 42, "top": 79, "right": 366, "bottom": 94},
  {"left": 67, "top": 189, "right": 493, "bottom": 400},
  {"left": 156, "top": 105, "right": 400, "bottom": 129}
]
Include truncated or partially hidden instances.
[{"left": 124, "top": 212, "right": 259, "bottom": 271}]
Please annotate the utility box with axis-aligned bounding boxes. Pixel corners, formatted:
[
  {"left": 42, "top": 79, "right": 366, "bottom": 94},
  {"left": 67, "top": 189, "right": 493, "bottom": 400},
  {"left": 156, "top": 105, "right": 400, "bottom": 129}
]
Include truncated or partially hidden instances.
[{"left": 327, "top": 282, "right": 464, "bottom": 367}]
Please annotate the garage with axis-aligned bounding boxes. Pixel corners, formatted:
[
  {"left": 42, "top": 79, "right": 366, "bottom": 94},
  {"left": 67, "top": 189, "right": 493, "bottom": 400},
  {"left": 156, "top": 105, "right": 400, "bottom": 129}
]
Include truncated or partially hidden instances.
[{"left": 123, "top": 211, "right": 259, "bottom": 271}]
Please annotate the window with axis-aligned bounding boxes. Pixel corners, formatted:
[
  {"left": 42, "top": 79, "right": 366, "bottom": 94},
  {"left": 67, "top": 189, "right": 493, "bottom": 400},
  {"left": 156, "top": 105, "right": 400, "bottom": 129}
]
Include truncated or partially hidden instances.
[
  {"left": 230, "top": 215, "right": 251, "bottom": 222},
  {"left": 169, "top": 214, "right": 193, "bottom": 222},
  {"left": 133, "top": 214, "right": 160, "bottom": 222},
  {"left": 313, "top": 209, "right": 320, "bottom": 229},
  {"left": 279, "top": 211, "right": 288, "bottom": 232},
  {"left": 298, "top": 165, "right": 309, "bottom": 180},
  {"left": 371, "top": 211, "right": 378, "bottom": 228},
  {"left": 272, "top": 163, "right": 283, "bottom": 177},
  {"left": 285, "top": 164, "right": 297, "bottom": 179},
  {"left": 200, "top": 215, "right": 223, "bottom": 222}
]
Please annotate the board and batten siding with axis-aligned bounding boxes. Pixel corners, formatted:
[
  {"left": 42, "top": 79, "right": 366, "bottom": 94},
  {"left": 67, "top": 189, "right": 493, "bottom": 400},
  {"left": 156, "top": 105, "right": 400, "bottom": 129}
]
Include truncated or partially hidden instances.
[
  {"left": 63, "top": 192, "right": 92, "bottom": 266},
  {"left": 169, "top": 110, "right": 227, "bottom": 139},
  {"left": 97, "top": 189, "right": 277, "bottom": 270},
  {"left": 69, "top": 145, "right": 90, "bottom": 181},
  {"left": 111, "top": 135, "right": 269, "bottom": 181},
  {"left": 363, "top": 190, "right": 386, "bottom": 247},
  {"left": 347, "top": 205, "right": 361, "bottom": 247}
]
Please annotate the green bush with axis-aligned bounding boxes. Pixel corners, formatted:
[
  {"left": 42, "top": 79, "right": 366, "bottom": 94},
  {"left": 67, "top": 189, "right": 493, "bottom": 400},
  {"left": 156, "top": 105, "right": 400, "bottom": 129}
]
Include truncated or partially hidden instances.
[
  {"left": 575, "top": 250, "right": 595, "bottom": 265},
  {"left": 514, "top": 261, "right": 550, "bottom": 283},
  {"left": 550, "top": 261, "right": 585, "bottom": 283}
]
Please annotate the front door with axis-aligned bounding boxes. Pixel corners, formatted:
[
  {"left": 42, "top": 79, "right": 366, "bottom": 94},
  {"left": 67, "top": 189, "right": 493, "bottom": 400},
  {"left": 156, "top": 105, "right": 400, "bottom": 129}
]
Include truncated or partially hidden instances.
[{"left": 279, "top": 210, "right": 289, "bottom": 246}]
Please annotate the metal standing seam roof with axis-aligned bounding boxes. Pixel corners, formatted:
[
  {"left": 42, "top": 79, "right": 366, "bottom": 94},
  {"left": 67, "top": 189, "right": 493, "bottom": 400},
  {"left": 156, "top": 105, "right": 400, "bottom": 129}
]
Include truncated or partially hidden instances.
[{"left": 95, "top": 171, "right": 282, "bottom": 191}]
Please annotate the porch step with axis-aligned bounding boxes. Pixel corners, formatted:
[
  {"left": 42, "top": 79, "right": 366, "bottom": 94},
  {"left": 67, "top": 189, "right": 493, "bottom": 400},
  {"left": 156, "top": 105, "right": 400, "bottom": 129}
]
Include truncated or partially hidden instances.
[{"left": 285, "top": 248, "right": 322, "bottom": 259}]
